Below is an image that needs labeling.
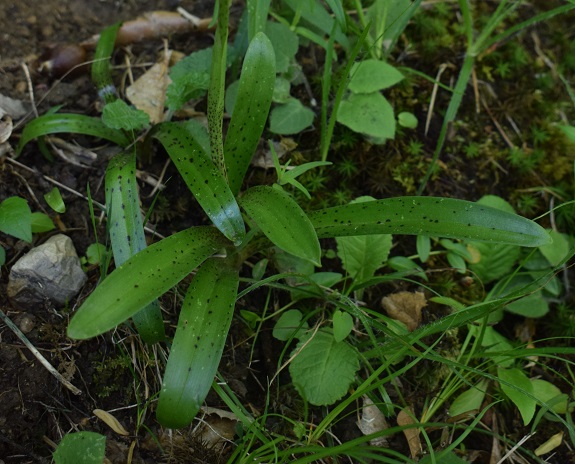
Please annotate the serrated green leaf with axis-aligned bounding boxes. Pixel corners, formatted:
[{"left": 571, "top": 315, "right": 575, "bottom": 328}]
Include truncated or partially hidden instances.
[
  {"left": 153, "top": 122, "right": 245, "bottom": 245},
  {"left": 166, "top": 48, "right": 213, "bottom": 110},
  {"left": 333, "top": 310, "right": 353, "bottom": 342},
  {"left": 449, "top": 379, "right": 488, "bottom": 417},
  {"left": 44, "top": 187, "right": 66, "bottom": 213},
  {"left": 224, "top": 32, "right": 276, "bottom": 194},
  {"left": 30, "top": 212, "right": 55, "bottom": 233},
  {"left": 105, "top": 151, "right": 165, "bottom": 343},
  {"left": 273, "top": 309, "right": 308, "bottom": 341},
  {"left": 337, "top": 92, "right": 395, "bottom": 139},
  {"left": 308, "top": 197, "right": 551, "bottom": 247},
  {"left": 240, "top": 185, "right": 321, "bottom": 266},
  {"left": 53, "top": 431, "right": 106, "bottom": 464},
  {"left": 269, "top": 99, "right": 315, "bottom": 135},
  {"left": 156, "top": 257, "right": 239, "bottom": 428},
  {"left": 348, "top": 60, "right": 404, "bottom": 93},
  {"left": 16, "top": 114, "right": 130, "bottom": 156},
  {"left": 67, "top": 226, "right": 227, "bottom": 340},
  {"left": 290, "top": 331, "right": 359, "bottom": 405},
  {"left": 0, "top": 197, "right": 32, "bottom": 242},
  {"left": 498, "top": 367, "right": 536, "bottom": 425},
  {"left": 337, "top": 230, "right": 391, "bottom": 284},
  {"left": 102, "top": 99, "right": 149, "bottom": 131}
]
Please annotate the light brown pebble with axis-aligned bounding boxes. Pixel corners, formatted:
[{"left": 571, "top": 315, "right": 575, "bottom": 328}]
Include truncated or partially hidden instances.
[{"left": 18, "top": 314, "right": 35, "bottom": 334}]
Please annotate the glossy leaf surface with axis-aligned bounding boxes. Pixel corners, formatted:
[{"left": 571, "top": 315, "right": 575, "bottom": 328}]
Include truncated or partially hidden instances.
[
  {"left": 240, "top": 185, "right": 321, "bottom": 266},
  {"left": 156, "top": 257, "right": 239, "bottom": 428},
  {"left": 67, "top": 226, "right": 227, "bottom": 339},
  {"left": 152, "top": 122, "right": 245, "bottom": 245},
  {"left": 309, "top": 196, "right": 551, "bottom": 247},
  {"left": 224, "top": 32, "right": 275, "bottom": 194},
  {"left": 105, "top": 152, "right": 165, "bottom": 343}
]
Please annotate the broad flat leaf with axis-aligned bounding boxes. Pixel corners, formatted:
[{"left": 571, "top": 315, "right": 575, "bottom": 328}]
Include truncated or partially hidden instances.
[
  {"left": 273, "top": 309, "right": 308, "bottom": 341},
  {"left": 265, "top": 20, "right": 299, "bottom": 73},
  {"left": 290, "top": 331, "right": 359, "bottom": 405},
  {"left": 240, "top": 185, "right": 321, "bottom": 266},
  {"left": 67, "top": 226, "right": 227, "bottom": 339},
  {"left": 102, "top": 99, "right": 149, "bottom": 131},
  {"left": 166, "top": 48, "right": 212, "bottom": 110},
  {"left": 531, "top": 379, "right": 568, "bottom": 414},
  {"left": 505, "top": 291, "right": 549, "bottom": 318},
  {"left": 44, "top": 187, "right": 65, "bottom": 213},
  {"left": 348, "top": 60, "right": 404, "bottom": 93},
  {"left": 269, "top": 98, "right": 315, "bottom": 135},
  {"left": 539, "top": 230, "right": 570, "bottom": 267},
  {"left": 398, "top": 111, "right": 418, "bottom": 128},
  {"left": 0, "top": 196, "right": 32, "bottom": 242},
  {"left": 308, "top": 196, "right": 551, "bottom": 247},
  {"left": 105, "top": 152, "right": 165, "bottom": 343},
  {"left": 53, "top": 432, "right": 106, "bottom": 464},
  {"left": 337, "top": 92, "right": 395, "bottom": 139},
  {"left": 153, "top": 122, "right": 245, "bottom": 245},
  {"left": 498, "top": 367, "right": 536, "bottom": 425},
  {"left": 472, "top": 326, "right": 513, "bottom": 367},
  {"left": 333, "top": 310, "right": 353, "bottom": 342},
  {"left": 156, "top": 257, "right": 239, "bottom": 428},
  {"left": 449, "top": 379, "right": 488, "bottom": 417},
  {"left": 273, "top": 77, "right": 291, "bottom": 103},
  {"left": 30, "top": 212, "right": 55, "bottom": 233},
  {"left": 224, "top": 32, "right": 275, "bottom": 194}
]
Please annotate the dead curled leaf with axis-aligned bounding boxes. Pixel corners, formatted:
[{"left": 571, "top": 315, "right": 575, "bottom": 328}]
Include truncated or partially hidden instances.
[
  {"left": 381, "top": 291, "right": 426, "bottom": 331},
  {"left": 93, "top": 408, "right": 130, "bottom": 436},
  {"left": 356, "top": 396, "right": 389, "bottom": 447},
  {"left": 397, "top": 407, "right": 422, "bottom": 459}
]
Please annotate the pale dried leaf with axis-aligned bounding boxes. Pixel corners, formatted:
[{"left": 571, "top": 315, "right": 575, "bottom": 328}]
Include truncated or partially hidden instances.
[
  {"left": 535, "top": 431, "right": 563, "bottom": 456},
  {"left": 0, "top": 116, "right": 13, "bottom": 144},
  {"left": 127, "top": 52, "right": 172, "bottom": 124},
  {"left": 251, "top": 138, "right": 297, "bottom": 168},
  {"left": 397, "top": 407, "right": 422, "bottom": 459},
  {"left": 93, "top": 408, "right": 130, "bottom": 436},
  {"left": 382, "top": 291, "right": 426, "bottom": 331},
  {"left": 200, "top": 406, "right": 238, "bottom": 421},
  {"left": 357, "top": 396, "right": 389, "bottom": 447},
  {"left": 0, "top": 94, "right": 29, "bottom": 119}
]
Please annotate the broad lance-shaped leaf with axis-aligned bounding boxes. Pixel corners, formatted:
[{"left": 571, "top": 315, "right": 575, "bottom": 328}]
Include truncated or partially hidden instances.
[
  {"left": 156, "top": 257, "right": 239, "bottom": 428},
  {"left": 240, "top": 185, "right": 321, "bottom": 266},
  {"left": 152, "top": 122, "right": 245, "bottom": 245},
  {"left": 16, "top": 114, "right": 130, "bottom": 156},
  {"left": 105, "top": 152, "right": 165, "bottom": 343},
  {"left": 224, "top": 32, "right": 275, "bottom": 194},
  {"left": 67, "top": 226, "right": 228, "bottom": 340},
  {"left": 308, "top": 196, "right": 551, "bottom": 247}
]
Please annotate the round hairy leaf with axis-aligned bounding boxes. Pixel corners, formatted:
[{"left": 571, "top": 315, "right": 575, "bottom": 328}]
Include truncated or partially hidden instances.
[{"left": 290, "top": 331, "right": 359, "bottom": 405}]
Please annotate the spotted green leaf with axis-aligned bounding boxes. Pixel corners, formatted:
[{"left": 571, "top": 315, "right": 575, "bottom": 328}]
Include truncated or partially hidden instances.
[
  {"left": 156, "top": 257, "right": 239, "bottom": 428},
  {"left": 16, "top": 114, "right": 130, "bottom": 156},
  {"left": 240, "top": 185, "right": 321, "bottom": 266},
  {"left": 309, "top": 196, "right": 551, "bottom": 247},
  {"left": 152, "top": 122, "right": 245, "bottom": 245},
  {"left": 224, "top": 32, "right": 275, "bottom": 194},
  {"left": 67, "top": 226, "right": 228, "bottom": 339},
  {"left": 105, "top": 152, "right": 164, "bottom": 343}
]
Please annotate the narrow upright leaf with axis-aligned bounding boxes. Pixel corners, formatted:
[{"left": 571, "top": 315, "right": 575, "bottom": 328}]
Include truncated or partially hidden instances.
[
  {"left": 152, "top": 122, "right": 245, "bottom": 245},
  {"left": 240, "top": 185, "right": 321, "bottom": 266},
  {"left": 156, "top": 257, "right": 239, "bottom": 428},
  {"left": 224, "top": 32, "right": 275, "bottom": 194}
]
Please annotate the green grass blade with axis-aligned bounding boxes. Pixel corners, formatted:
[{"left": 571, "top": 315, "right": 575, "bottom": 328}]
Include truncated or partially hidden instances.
[
  {"left": 224, "top": 32, "right": 276, "bottom": 194},
  {"left": 308, "top": 196, "right": 551, "bottom": 247},
  {"left": 105, "top": 151, "right": 165, "bottom": 343},
  {"left": 152, "top": 122, "right": 245, "bottom": 245},
  {"left": 239, "top": 185, "right": 321, "bottom": 266},
  {"left": 156, "top": 257, "right": 239, "bottom": 428},
  {"left": 67, "top": 226, "right": 228, "bottom": 340},
  {"left": 16, "top": 114, "right": 130, "bottom": 156}
]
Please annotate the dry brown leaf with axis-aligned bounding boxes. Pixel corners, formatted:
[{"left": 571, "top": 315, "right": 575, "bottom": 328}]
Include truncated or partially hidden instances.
[
  {"left": 356, "top": 396, "right": 389, "bottom": 447},
  {"left": 397, "top": 407, "right": 422, "bottom": 459},
  {"left": 382, "top": 291, "right": 426, "bottom": 331},
  {"left": 126, "top": 51, "right": 171, "bottom": 124},
  {"left": 0, "top": 116, "right": 13, "bottom": 144},
  {"left": 93, "top": 408, "right": 130, "bottom": 436}
]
